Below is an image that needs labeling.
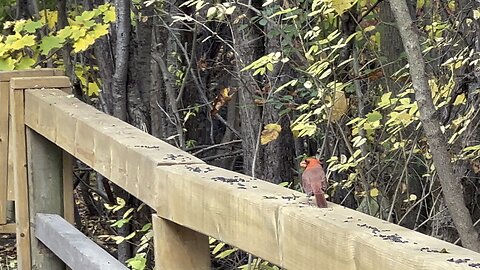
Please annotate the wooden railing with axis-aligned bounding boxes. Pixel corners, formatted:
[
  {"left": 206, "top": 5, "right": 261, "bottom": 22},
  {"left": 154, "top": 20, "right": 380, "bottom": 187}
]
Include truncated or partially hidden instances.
[{"left": 2, "top": 70, "right": 480, "bottom": 270}]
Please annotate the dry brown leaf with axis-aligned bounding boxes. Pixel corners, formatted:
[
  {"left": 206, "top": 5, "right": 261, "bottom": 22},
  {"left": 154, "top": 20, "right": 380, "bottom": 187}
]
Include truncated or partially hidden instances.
[{"left": 211, "top": 87, "right": 233, "bottom": 115}]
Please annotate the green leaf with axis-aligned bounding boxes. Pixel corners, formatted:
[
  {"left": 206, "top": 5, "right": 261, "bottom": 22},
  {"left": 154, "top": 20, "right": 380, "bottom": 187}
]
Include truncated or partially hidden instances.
[
  {"left": 139, "top": 223, "right": 152, "bottom": 232},
  {"left": 23, "top": 20, "right": 43, "bottom": 33},
  {"left": 216, "top": 248, "right": 238, "bottom": 259},
  {"left": 0, "top": 57, "right": 15, "bottom": 70},
  {"left": 127, "top": 255, "right": 147, "bottom": 270},
  {"left": 367, "top": 111, "right": 382, "bottom": 122},
  {"left": 76, "top": 10, "right": 96, "bottom": 22},
  {"left": 39, "top": 36, "right": 65, "bottom": 55},
  {"left": 212, "top": 242, "right": 225, "bottom": 254},
  {"left": 15, "top": 57, "right": 35, "bottom": 69},
  {"left": 207, "top": 7, "right": 217, "bottom": 19}
]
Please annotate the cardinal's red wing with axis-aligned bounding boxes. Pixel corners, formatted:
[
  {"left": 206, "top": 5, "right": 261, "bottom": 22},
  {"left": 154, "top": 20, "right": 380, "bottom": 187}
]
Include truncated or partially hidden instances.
[{"left": 302, "top": 166, "right": 326, "bottom": 194}]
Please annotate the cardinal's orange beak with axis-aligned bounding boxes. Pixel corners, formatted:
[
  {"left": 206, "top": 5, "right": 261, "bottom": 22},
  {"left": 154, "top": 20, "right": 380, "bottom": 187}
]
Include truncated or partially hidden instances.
[{"left": 300, "top": 160, "right": 307, "bottom": 168}]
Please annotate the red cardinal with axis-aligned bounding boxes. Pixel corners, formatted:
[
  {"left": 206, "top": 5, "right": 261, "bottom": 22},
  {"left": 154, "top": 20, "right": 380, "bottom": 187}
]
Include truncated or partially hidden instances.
[{"left": 300, "top": 157, "right": 328, "bottom": 208}]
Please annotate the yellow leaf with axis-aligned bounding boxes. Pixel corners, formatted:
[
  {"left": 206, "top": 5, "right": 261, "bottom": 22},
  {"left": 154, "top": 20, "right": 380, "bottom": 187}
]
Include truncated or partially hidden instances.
[
  {"left": 474, "top": 10, "right": 480, "bottom": 20},
  {"left": 370, "top": 188, "right": 379, "bottom": 197},
  {"left": 11, "top": 35, "right": 36, "bottom": 50},
  {"left": 453, "top": 93, "right": 466, "bottom": 106},
  {"left": 103, "top": 8, "right": 116, "bottom": 24},
  {"left": 40, "top": 10, "right": 58, "bottom": 29},
  {"left": 330, "top": 90, "right": 348, "bottom": 122},
  {"left": 87, "top": 82, "right": 100, "bottom": 96},
  {"left": 329, "top": 0, "right": 358, "bottom": 15},
  {"left": 260, "top": 123, "right": 282, "bottom": 145},
  {"left": 91, "top": 24, "right": 109, "bottom": 38},
  {"left": 73, "top": 33, "right": 96, "bottom": 52}
]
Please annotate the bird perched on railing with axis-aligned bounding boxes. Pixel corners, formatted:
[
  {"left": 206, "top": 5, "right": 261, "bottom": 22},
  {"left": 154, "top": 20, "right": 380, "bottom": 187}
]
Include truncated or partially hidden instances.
[{"left": 300, "top": 157, "right": 328, "bottom": 208}]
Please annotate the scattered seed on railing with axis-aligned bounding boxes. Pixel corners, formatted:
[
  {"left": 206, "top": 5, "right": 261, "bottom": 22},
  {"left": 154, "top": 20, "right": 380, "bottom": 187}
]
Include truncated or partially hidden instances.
[
  {"left": 134, "top": 145, "right": 160, "bottom": 149},
  {"left": 447, "top": 258, "right": 471, "bottom": 264},
  {"left": 357, "top": 223, "right": 380, "bottom": 234},
  {"left": 162, "top": 153, "right": 192, "bottom": 161},
  {"left": 211, "top": 176, "right": 248, "bottom": 183},
  {"left": 420, "top": 247, "right": 449, "bottom": 253},
  {"left": 281, "top": 196, "right": 298, "bottom": 201},
  {"left": 469, "top": 262, "right": 480, "bottom": 268},
  {"left": 377, "top": 233, "right": 408, "bottom": 243}
]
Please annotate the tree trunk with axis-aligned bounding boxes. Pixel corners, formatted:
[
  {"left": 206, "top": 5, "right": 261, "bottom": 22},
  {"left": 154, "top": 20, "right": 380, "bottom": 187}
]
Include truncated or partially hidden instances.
[
  {"left": 262, "top": 1, "right": 295, "bottom": 184},
  {"left": 231, "top": 1, "right": 264, "bottom": 178},
  {"left": 112, "top": 0, "right": 132, "bottom": 262},
  {"left": 112, "top": 0, "right": 130, "bottom": 122},
  {"left": 389, "top": 0, "right": 480, "bottom": 252}
]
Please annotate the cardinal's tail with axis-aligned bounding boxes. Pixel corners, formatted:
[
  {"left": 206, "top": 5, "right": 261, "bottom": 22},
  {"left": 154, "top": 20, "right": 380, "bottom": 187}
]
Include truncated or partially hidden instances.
[{"left": 314, "top": 192, "right": 328, "bottom": 208}]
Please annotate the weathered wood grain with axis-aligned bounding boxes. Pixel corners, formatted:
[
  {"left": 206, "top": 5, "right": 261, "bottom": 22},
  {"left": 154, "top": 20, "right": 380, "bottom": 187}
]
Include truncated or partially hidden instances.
[
  {"left": 62, "top": 152, "right": 75, "bottom": 224},
  {"left": 153, "top": 214, "right": 210, "bottom": 270},
  {"left": 10, "top": 88, "right": 31, "bottom": 270},
  {"left": 26, "top": 128, "right": 65, "bottom": 270},
  {"left": 0, "top": 223, "right": 16, "bottom": 233},
  {"left": 0, "top": 81, "right": 9, "bottom": 224},
  {"left": 10, "top": 76, "right": 71, "bottom": 90},
  {"left": 0, "top": 69, "right": 62, "bottom": 82},
  {"left": 36, "top": 214, "right": 127, "bottom": 270},
  {"left": 24, "top": 89, "right": 480, "bottom": 270}
]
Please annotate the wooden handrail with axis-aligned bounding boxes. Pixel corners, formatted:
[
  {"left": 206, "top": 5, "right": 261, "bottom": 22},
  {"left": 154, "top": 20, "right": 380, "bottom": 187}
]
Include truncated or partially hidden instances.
[{"left": 16, "top": 84, "right": 480, "bottom": 269}]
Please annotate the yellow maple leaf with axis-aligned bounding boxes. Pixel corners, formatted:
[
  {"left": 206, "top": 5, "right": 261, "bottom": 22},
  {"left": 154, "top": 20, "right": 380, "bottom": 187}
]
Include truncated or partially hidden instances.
[
  {"left": 73, "top": 33, "right": 96, "bottom": 53},
  {"left": 260, "top": 123, "right": 282, "bottom": 145},
  {"left": 329, "top": 0, "right": 358, "bottom": 15},
  {"left": 91, "top": 24, "right": 109, "bottom": 39},
  {"left": 87, "top": 82, "right": 100, "bottom": 96},
  {"left": 103, "top": 8, "right": 116, "bottom": 24}
]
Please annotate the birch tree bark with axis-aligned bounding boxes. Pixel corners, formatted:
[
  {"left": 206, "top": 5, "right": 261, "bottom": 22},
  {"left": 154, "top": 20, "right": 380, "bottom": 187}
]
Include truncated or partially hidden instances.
[{"left": 389, "top": 0, "right": 480, "bottom": 252}]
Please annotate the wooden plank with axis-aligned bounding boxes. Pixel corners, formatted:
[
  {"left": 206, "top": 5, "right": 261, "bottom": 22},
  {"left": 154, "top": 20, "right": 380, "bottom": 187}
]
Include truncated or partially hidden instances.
[
  {"left": 10, "top": 76, "right": 71, "bottom": 90},
  {"left": 26, "top": 128, "right": 65, "bottom": 270},
  {"left": 0, "top": 223, "right": 16, "bottom": 234},
  {"left": 23, "top": 89, "right": 480, "bottom": 270},
  {"left": 62, "top": 152, "right": 75, "bottom": 224},
  {"left": 10, "top": 88, "right": 31, "bottom": 270},
  {"left": 0, "top": 69, "right": 60, "bottom": 82},
  {"left": 7, "top": 120, "right": 14, "bottom": 200},
  {"left": 152, "top": 214, "right": 210, "bottom": 270},
  {"left": 0, "top": 81, "right": 9, "bottom": 224},
  {"left": 36, "top": 213, "right": 127, "bottom": 270}
]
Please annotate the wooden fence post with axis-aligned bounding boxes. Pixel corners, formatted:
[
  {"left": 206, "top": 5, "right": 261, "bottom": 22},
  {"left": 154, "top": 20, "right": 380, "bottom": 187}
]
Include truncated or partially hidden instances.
[
  {"left": 152, "top": 214, "right": 211, "bottom": 270},
  {"left": 10, "top": 82, "right": 32, "bottom": 270},
  {"left": 25, "top": 128, "right": 66, "bottom": 270}
]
